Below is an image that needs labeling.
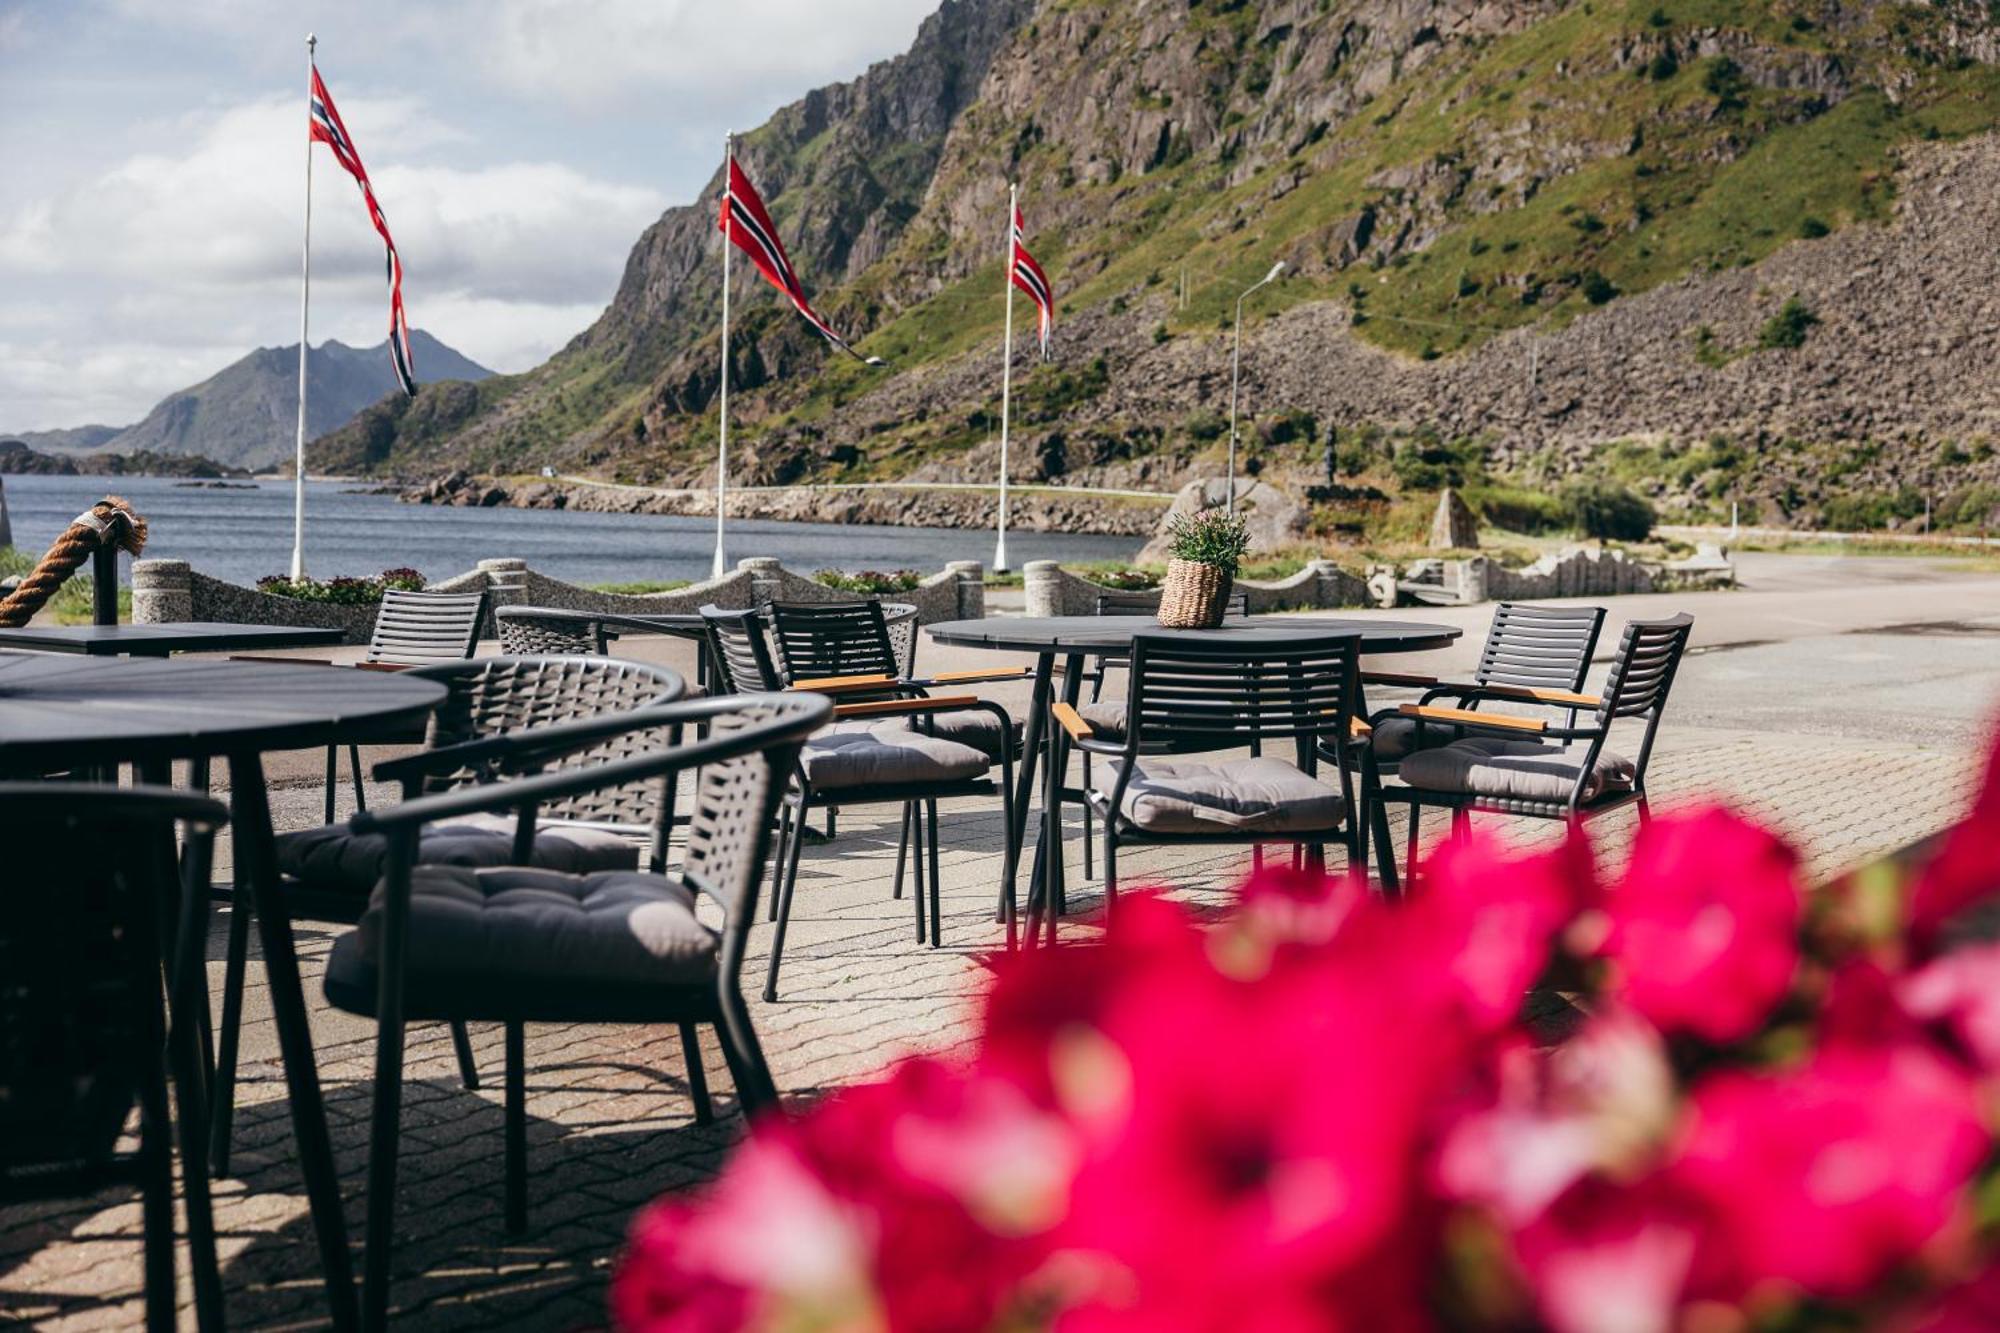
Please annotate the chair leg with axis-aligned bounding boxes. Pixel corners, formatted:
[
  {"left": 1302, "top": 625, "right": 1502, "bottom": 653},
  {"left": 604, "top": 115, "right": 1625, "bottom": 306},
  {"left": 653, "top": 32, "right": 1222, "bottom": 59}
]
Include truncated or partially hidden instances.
[
  {"left": 449, "top": 1020, "right": 481, "bottom": 1091},
  {"left": 138, "top": 1050, "right": 177, "bottom": 1333},
  {"left": 323, "top": 743, "right": 339, "bottom": 824},
  {"left": 768, "top": 802, "right": 790, "bottom": 922},
  {"left": 892, "top": 801, "right": 911, "bottom": 900},
  {"left": 825, "top": 807, "right": 837, "bottom": 839},
  {"left": 504, "top": 1021, "right": 527, "bottom": 1236},
  {"left": 714, "top": 1003, "right": 779, "bottom": 1118},
  {"left": 349, "top": 743, "right": 368, "bottom": 813},
  {"left": 925, "top": 798, "right": 943, "bottom": 949},
  {"left": 679, "top": 1023, "right": 714, "bottom": 1126},
  {"left": 910, "top": 801, "right": 928, "bottom": 944},
  {"left": 1405, "top": 805, "right": 1422, "bottom": 889},
  {"left": 208, "top": 897, "right": 252, "bottom": 1176},
  {"left": 763, "top": 797, "right": 807, "bottom": 1003},
  {"left": 1636, "top": 795, "right": 1653, "bottom": 827},
  {"left": 1451, "top": 808, "right": 1471, "bottom": 842},
  {"left": 1102, "top": 830, "right": 1118, "bottom": 928},
  {"left": 362, "top": 1007, "right": 408, "bottom": 1332},
  {"left": 167, "top": 836, "right": 226, "bottom": 1333},
  {"left": 1081, "top": 753, "right": 1094, "bottom": 881}
]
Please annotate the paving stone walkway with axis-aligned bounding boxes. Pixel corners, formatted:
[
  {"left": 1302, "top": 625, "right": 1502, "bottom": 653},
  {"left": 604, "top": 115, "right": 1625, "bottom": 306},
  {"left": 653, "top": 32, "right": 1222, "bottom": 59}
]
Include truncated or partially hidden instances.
[{"left": 0, "top": 648, "right": 1987, "bottom": 1328}]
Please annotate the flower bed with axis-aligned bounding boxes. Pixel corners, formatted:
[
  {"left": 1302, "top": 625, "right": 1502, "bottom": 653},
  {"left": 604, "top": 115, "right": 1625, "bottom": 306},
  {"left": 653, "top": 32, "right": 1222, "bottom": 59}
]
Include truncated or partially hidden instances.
[
  {"left": 254, "top": 567, "right": 426, "bottom": 604},
  {"left": 615, "top": 732, "right": 2000, "bottom": 1331},
  {"left": 812, "top": 568, "right": 924, "bottom": 595}
]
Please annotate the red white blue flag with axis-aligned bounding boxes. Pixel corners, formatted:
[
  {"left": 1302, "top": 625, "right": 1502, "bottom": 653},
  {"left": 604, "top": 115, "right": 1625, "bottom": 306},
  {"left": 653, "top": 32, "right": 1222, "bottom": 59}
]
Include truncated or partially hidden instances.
[
  {"left": 1010, "top": 205, "right": 1053, "bottom": 360},
  {"left": 310, "top": 66, "right": 415, "bottom": 396},
  {"left": 719, "top": 157, "right": 877, "bottom": 364}
]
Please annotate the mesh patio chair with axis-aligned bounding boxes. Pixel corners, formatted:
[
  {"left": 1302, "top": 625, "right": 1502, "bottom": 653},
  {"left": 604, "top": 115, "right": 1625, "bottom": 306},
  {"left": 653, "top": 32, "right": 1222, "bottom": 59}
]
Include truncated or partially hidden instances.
[
  {"left": 1053, "top": 631, "right": 1365, "bottom": 945},
  {"left": 0, "top": 785, "right": 228, "bottom": 1332},
  {"left": 703, "top": 605, "right": 1021, "bottom": 999},
  {"left": 1377, "top": 613, "right": 1694, "bottom": 876},
  {"left": 1330, "top": 601, "right": 1607, "bottom": 890},
  {"left": 495, "top": 606, "right": 607, "bottom": 655},
  {"left": 326, "top": 691, "right": 827, "bottom": 1329},
  {"left": 207, "top": 654, "right": 687, "bottom": 1175}
]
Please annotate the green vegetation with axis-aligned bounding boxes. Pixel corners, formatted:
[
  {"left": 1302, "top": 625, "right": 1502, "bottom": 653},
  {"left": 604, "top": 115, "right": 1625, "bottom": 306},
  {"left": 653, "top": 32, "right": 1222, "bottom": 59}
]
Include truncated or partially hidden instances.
[
  {"left": 256, "top": 568, "right": 427, "bottom": 605},
  {"left": 589, "top": 579, "right": 692, "bottom": 595},
  {"left": 1758, "top": 296, "right": 1819, "bottom": 349},
  {"left": 1164, "top": 507, "right": 1253, "bottom": 577},
  {"left": 0, "top": 547, "right": 133, "bottom": 624},
  {"left": 1560, "top": 478, "right": 1657, "bottom": 540},
  {"left": 813, "top": 569, "right": 925, "bottom": 594}
]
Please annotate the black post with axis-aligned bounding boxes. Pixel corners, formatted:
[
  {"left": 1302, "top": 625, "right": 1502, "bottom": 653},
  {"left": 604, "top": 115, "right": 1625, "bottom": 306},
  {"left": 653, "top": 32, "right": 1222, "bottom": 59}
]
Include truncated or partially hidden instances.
[
  {"left": 1324, "top": 424, "right": 1338, "bottom": 487},
  {"left": 91, "top": 542, "right": 117, "bottom": 625}
]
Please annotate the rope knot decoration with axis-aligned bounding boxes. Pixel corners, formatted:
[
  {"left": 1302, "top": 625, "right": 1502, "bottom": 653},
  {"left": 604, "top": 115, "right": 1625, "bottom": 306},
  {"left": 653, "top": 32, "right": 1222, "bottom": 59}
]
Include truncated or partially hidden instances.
[{"left": 0, "top": 496, "right": 149, "bottom": 628}]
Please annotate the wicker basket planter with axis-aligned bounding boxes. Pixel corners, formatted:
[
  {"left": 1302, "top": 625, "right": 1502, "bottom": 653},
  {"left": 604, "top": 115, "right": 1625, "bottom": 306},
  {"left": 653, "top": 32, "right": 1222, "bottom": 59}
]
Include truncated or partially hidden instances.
[{"left": 1156, "top": 558, "right": 1233, "bottom": 629}]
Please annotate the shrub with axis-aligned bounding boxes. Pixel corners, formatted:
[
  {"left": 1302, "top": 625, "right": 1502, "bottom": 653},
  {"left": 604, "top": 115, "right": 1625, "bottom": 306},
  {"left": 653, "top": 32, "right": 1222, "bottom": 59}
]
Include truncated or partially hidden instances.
[
  {"left": 1798, "top": 216, "right": 1830, "bottom": 239},
  {"left": 813, "top": 569, "right": 923, "bottom": 594},
  {"left": 256, "top": 568, "right": 429, "bottom": 604},
  {"left": 1467, "top": 486, "right": 1567, "bottom": 535},
  {"left": 1580, "top": 269, "right": 1619, "bottom": 305},
  {"left": 1561, "top": 479, "right": 1656, "bottom": 540},
  {"left": 1087, "top": 567, "right": 1161, "bottom": 591},
  {"left": 1391, "top": 436, "right": 1487, "bottom": 491},
  {"left": 1759, "top": 297, "right": 1818, "bottom": 349},
  {"left": 1164, "top": 507, "right": 1252, "bottom": 577},
  {"left": 1184, "top": 410, "right": 1226, "bottom": 443}
]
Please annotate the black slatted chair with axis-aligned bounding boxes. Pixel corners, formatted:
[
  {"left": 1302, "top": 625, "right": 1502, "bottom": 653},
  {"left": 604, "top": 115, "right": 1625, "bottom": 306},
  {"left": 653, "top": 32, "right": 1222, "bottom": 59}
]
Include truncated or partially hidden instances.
[
  {"left": 1054, "top": 632, "right": 1364, "bottom": 945},
  {"left": 207, "top": 655, "right": 687, "bottom": 1175},
  {"left": 703, "top": 606, "right": 1020, "bottom": 999},
  {"left": 1378, "top": 613, "right": 1694, "bottom": 873},
  {"left": 327, "top": 691, "right": 827, "bottom": 1330},
  {"left": 0, "top": 786, "right": 228, "bottom": 1332}
]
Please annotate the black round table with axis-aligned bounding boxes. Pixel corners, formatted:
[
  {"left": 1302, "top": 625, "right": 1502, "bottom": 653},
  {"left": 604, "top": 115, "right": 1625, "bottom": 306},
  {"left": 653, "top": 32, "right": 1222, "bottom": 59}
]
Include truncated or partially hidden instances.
[
  {"left": 925, "top": 613, "right": 1463, "bottom": 941},
  {"left": 0, "top": 653, "right": 445, "bottom": 1331}
]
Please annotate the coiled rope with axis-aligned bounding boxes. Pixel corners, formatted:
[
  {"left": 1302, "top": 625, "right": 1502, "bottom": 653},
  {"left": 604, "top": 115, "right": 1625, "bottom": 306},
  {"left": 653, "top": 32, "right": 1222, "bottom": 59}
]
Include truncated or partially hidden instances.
[{"left": 0, "top": 496, "right": 148, "bottom": 628}]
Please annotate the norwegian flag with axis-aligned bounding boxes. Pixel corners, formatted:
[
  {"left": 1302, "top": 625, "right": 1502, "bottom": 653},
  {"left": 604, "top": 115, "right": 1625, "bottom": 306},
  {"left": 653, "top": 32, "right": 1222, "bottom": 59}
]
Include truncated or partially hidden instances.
[
  {"left": 310, "top": 67, "right": 414, "bottom": 396},
  {"left": 1010, "top": 205, "right": 1053, "bottom": 360},
  {"left": 719, "top": 158, "right": 878, "bottom": 364}
]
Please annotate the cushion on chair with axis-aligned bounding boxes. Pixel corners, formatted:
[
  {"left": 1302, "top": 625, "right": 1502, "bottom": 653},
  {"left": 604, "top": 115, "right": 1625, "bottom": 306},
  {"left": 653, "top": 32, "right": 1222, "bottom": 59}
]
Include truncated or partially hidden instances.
[
  {"left": 1367, "top": 714, "right": 1463, "bottom": 761},
  {"left": 1078, "top": 701, "right": 1129, "bottom": 742},
  {"left": 1397, "top": 737, "right": 1636, "bottom": 803},
  {"left": 1114, "top": 755, "right": 1345, "bottom": 835},
  {"left": 325, "top": 864, "right": 716, "bottom": 1013},
  {"left": 800, "top": 720, "right": 990, "bottom": 791},
  {"left": 276, "top": 810, "right": 640, "bottom": 897},
  {"left": 920, "top": 709, "right": 1023, "bottom": 761}
]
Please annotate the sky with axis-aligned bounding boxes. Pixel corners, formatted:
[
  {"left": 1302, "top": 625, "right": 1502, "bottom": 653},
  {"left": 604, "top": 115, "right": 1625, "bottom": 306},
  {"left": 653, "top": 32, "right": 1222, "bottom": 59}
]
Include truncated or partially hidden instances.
[{"left": 0, "top": 0, "right": 939, "bottom": 432}]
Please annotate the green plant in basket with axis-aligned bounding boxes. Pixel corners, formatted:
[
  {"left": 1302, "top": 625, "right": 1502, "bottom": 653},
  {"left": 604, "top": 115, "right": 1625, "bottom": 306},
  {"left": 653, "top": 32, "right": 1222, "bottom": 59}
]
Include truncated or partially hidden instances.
[{"left": 1164, "top": 507, "right": 1252, "bottom": 578}]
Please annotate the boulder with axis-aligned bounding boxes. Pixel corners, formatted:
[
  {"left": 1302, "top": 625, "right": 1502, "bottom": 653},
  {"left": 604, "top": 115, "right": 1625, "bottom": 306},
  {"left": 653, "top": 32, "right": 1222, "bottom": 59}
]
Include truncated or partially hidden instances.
[
  {"left": 1137, "top": 477, "right": 1309, "bottom": 564},
  {"left": 1428, "top": 488, "right": 1479, "bottom": 550}
]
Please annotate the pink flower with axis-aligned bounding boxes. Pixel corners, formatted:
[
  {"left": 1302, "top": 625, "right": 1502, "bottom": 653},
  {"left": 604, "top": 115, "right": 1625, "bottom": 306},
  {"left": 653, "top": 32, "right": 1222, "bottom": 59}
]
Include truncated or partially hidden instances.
[
  {"left": 1671, "top": 1042, "right": 1987, "bottom": 1301},
  {"left": 1901, "top": 942, "right": 2000, "bottom": 1073},
  {"left": 1908, "top": 726, "right": 2000, "bottom": 951},
  {"left": 1512, "top": 1177, "right": 1701, "bottom": 1333},
  {"left": 1601, "top": 807, "right": 1802, "bottom": 1044}
]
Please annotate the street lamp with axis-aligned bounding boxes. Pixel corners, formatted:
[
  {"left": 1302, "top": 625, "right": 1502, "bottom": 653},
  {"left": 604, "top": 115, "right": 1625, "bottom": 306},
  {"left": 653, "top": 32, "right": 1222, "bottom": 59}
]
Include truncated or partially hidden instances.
[{"left": 1227, "top": 260, "right": 1287, "bottom": 513}]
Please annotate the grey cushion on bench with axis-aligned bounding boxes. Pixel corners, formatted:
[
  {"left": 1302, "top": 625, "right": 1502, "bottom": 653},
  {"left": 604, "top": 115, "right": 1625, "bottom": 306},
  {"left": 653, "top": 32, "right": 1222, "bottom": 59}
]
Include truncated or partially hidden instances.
[
  {"left": 1112, "top": 755, "right": 1345, "bottom": 835},
  {"left": 276, "top": 811, "right": 640, "bottom": 896},
  {"left": 1398, "top": 737, "right": 1636, "bottom": 803},
  {"left": 801, "top": 721, "right": 990, "bottom": 791},
  {"left": 1367, "top": 715, "right": 1457, "bottom": 761},
  {"left": 334, "top": 864, "right": 716, "bottom": 994},
  {"left": 1078, "top": 700, "right": 1129, "bottom": 741},
  {"left": 922, "top": 709, "right": 1024, "bottom": 761}
]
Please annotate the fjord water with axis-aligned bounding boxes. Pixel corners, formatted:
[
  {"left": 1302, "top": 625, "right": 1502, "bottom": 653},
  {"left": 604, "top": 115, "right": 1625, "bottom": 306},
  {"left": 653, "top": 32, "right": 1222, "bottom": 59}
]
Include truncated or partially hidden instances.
[{"left": 0, "top": 474, "right": 1137, "bottom": 588}]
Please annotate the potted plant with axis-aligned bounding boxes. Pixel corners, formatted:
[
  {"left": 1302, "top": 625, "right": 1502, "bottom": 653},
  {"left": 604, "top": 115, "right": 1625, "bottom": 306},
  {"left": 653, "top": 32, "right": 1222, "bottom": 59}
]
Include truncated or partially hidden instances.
[{"left": 1155, "top": 506, "right": 1250, "bottom": 628}]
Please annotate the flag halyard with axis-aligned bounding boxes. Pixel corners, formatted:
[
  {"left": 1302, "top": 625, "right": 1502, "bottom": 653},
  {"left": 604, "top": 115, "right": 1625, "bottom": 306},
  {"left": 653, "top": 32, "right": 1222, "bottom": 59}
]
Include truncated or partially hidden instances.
[{"left": 310, "top": 67, "right": 415, "bottom": 395}]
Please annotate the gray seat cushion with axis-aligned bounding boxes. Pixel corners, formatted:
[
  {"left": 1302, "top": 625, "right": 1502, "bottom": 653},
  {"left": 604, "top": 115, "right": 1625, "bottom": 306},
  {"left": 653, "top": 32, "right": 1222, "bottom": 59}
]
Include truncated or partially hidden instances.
[
  {"left": 801, "top": 720, "right": 990, "bottom": 791},
  {"left": 1078, "top": 700, "right": 1129, "bottom": 741},
  {"left": 1368, "top": 714, "right": 1462, "bottom": 761},
  {"left": 346, "top": 864, "right": 717, "bottom": 989},
  {"left": 1398, "top": 737, "right": 1636, "bottom": 803},
  {"left": 276, "top": 810, "right": 640, "bottom": 897},
  {"left": 922, "top": 709, "right": 1023, "bottom": 760},
  {"left": 1112, "top": 755, "right": 1345, "bottom": 835}
]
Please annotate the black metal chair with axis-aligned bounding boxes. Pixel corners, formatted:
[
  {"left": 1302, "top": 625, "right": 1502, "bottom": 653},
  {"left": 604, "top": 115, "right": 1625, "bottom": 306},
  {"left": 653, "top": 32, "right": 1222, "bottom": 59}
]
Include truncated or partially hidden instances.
[
  {"left": 0, "top": 785, "right": 228, "bottom": 1332},
  {"left": 208, "top": 654, "right": 686, "bottom": 1175},
  {"left": 1054, "top": 632, "right": 1364, "bottom": 945},
  {"left": 703, "top": 606, "right": 1020, "bottom": 998},
  {"left": 1377, "top": 613, "right": 1694, "bottom": 874},
  {"left": 1334, "top": 601, "right": 1607, "bottom": 889},
  {"left": 327, "top": 690, "right": 826, "bottom": 1330}
]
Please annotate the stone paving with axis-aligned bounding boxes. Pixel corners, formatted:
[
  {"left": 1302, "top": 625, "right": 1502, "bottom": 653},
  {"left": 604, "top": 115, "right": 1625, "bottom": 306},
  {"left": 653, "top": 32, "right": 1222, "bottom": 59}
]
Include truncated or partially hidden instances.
[{"left": 2, "top": 589, "right": 1993, "bottom": 1329}]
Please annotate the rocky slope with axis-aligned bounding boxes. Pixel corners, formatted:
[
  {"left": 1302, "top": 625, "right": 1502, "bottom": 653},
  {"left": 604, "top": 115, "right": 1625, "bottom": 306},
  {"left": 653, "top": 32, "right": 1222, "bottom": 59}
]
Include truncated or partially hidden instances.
[{"left": 312, "top": 0, "right": 2000, "bottom": 529}]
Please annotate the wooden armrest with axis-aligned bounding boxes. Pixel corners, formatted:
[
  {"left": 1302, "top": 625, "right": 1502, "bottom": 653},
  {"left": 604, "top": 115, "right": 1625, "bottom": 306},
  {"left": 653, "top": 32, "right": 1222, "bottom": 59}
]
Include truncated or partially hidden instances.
[
  {"left": 1361, "top": 670, "right": 1438, "bottom": 689},
  {"left": 230, "top": 654, "right": 337, "bottom": 666},
  {"left": 1349, "top": 715, "right": 1373, "bottom": 739},
  {"left": 1473, "top": 683, "right": 1602, "bottom": 708},
  {"left": 1051, "top": 701, "right": 1093, "bottom": 744},
  {"left": 790, "top": 672, "right": 898, "bottom": 694},
  {"left": 925, "top": 666, "right": 1034, "bottom": 685},
  {"left": 1398, "top": 703, "right": 1546, "bottom": 735},
  {"left": 832, "top": 694, "right": 978, "bottom": 720}
]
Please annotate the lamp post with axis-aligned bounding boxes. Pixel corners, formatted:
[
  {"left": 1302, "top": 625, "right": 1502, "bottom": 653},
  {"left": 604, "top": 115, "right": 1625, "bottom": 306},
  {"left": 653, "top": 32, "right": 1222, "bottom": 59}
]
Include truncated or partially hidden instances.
[{"left": 1227, "top": 260, "right": 1286, "bottom": 513}]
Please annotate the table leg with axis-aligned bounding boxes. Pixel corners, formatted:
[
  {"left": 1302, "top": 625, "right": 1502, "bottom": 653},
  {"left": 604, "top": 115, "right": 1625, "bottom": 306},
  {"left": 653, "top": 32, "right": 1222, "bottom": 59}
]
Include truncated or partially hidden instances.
[
  {"left": 1012, "top": 654, "right": 1053, "bottom": 930},
  {"left": 227, "top": 752, "right": 359, "bottom": 1332}
]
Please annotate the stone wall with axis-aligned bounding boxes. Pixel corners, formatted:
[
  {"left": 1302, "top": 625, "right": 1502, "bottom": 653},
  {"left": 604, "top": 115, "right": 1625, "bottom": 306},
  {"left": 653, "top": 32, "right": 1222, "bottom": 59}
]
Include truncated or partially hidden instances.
[
  {"left": 132, "top": 556, "right": 988, "bottom": 645},
  {"left": 1375, "top": 544, "right": 1735, "bottom": 607},
  {"left": 1023, "top": 559, "right": 1371, "bottom": 617}
]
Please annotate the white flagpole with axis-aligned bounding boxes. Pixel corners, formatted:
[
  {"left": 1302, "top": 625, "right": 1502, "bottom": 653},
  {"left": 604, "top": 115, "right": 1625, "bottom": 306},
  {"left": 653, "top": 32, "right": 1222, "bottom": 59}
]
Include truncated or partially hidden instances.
[
  {"left": 290, "top": 33, "right": 317, "bottom": 581},
  {"left": 994, "top": 182, "right": 1016, "bottom": 574},
  {"left": 712, "top": 131, "right": 733, "bottom": 582}
]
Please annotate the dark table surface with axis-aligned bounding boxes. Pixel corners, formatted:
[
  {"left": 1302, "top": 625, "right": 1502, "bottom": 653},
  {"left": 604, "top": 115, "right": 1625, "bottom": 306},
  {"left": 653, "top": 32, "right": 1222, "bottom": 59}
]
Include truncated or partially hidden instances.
[
  {"left": 0, "top": 653, "right": 446, "bottom": 769},
  {"left": 0, "top": 621, "right": 349, "bottom": 656},
  {"left": 500, "top": 602, "right": 919, "bottom": 633},
  {"left": 926, "top": 614, "right": 1463, "bottom": 655}
]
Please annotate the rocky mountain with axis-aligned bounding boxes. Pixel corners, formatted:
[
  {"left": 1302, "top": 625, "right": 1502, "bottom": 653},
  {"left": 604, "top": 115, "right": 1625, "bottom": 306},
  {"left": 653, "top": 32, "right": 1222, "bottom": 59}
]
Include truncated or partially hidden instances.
[
  {"left": 312, "top": 0, "right": 2000, "bottom": 529},
  {"left": 14, "top": 330, "right": 493, "bottom": 473},
  {"left": 0, "top": 439, "right": 246, "bottom": 478}
]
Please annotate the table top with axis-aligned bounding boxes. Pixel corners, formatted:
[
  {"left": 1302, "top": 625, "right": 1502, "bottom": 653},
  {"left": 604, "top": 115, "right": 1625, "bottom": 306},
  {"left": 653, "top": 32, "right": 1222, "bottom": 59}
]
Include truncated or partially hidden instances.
[
  {"left": 0, "top": 622, "right": 350, "bottom": 656},
  {"left": 926, "top": 614, "right": 1463, "bottom": 656},
  {"left": 0, "top": 654, "right": 446, "bottom": 768}
]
